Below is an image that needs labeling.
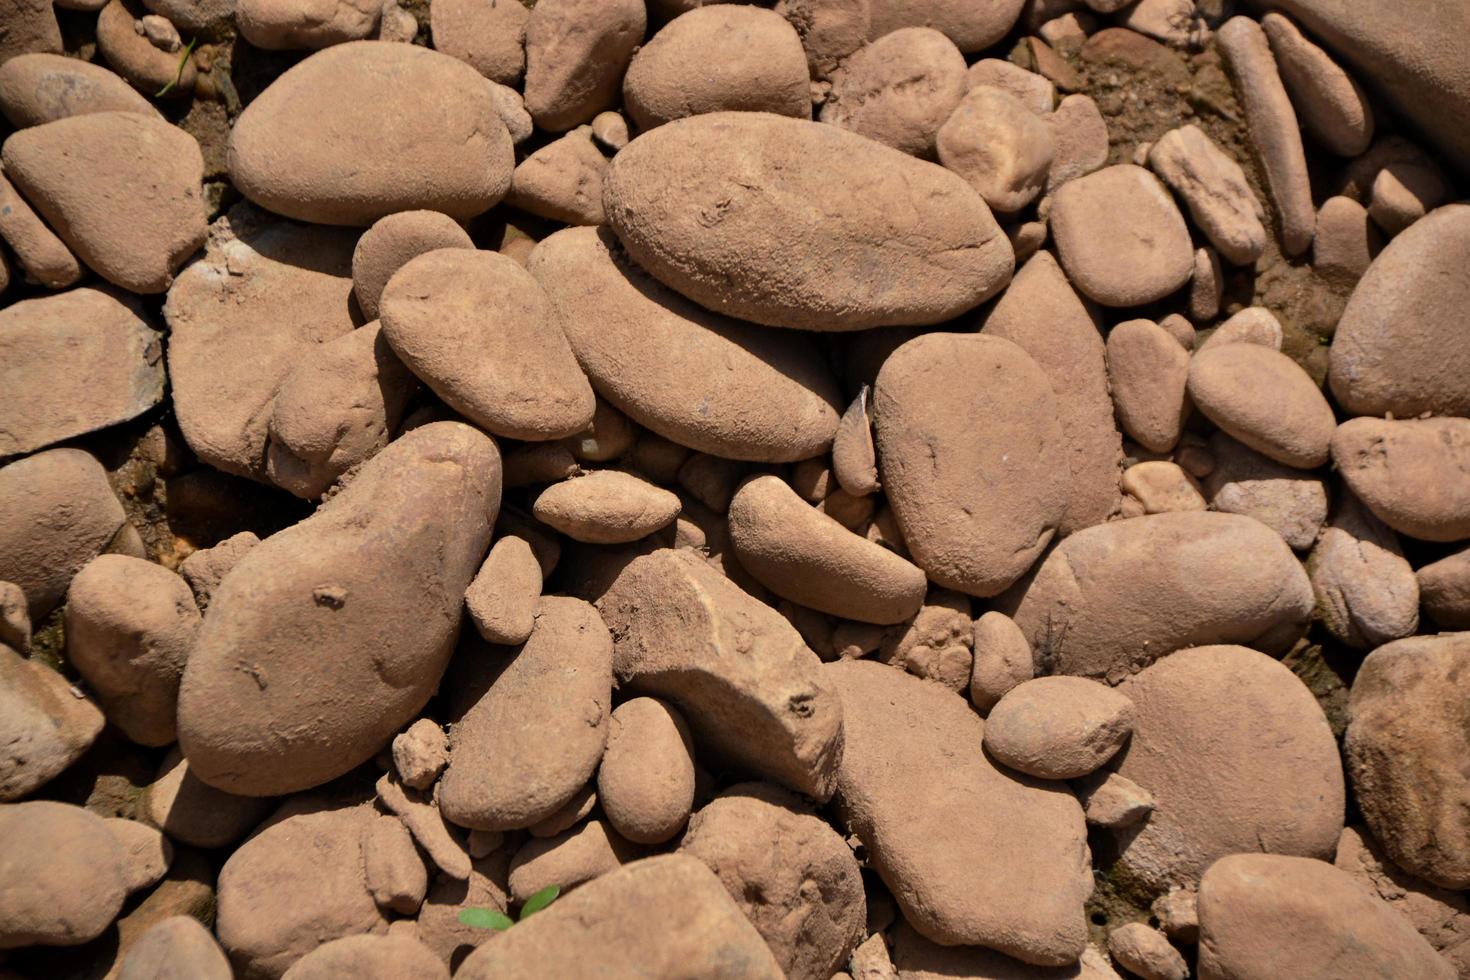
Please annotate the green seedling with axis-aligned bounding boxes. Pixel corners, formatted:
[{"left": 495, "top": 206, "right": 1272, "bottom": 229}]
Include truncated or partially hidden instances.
[
  {"left": 157, "top": 38, "right": 198, "bottom": 98},
  {"left": 459, "top": 884, "right": 561, "bottom": 932}
]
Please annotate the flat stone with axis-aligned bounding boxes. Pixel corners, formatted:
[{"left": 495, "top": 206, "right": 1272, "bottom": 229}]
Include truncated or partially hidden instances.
[
  {"left": 0, "top": 52, "right": 156, "bottom": 128},
  {"left": 1051, "top": 165, "right": 1194, "bottom": 307},
  {"left": 1197, "top": 854, "right": 1455, "bottom": 979},
  {"left": 1148, "top": 125, "right": 1268, "bottom": 265},
  {"left": 228, "top": 41, "right": 513, "bottom": 225},
  {"left": 1332, "top": 417, "right": 1470, "bottom": 542},
  {"left": 874, "top": 332, "right": 1069, "bottom": 597},
  {"left": 1187, "top": 343, "right": 1336, "bottom": 469},
  {"left": 1046, "top": 93, "right": 1109, "bottom": 192},
  {"left": 1328, "top": 204, "right": 1470, "bottom": 418},
  {"left": 0, "top": 288, "right": 163, "bottom": 457},
  {"left": 998, "top": 512, "right": 1314, "bottom": 681},
  {"left": 2, "top": 112, "right": 205, "bottom": 293},
  {"left": 1113, "top": 646, "right": 1344, "bottom": 890},
  {"left": 825, "top": 659, "right": 1091, "bottom": 965},
  {"left": 1107, "top": 319, "right": 1190, "bottom": 454},
  {"left": 1346, "top": 633, "right": 1470, "bottom": 890}
]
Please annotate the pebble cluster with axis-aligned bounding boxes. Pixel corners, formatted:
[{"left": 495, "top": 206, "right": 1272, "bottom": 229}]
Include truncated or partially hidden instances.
[{"left": 0, "top": 0, "right": 1468, "bottom": 978}]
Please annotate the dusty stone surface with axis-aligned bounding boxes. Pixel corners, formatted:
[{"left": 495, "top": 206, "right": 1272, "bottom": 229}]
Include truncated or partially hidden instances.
[
  {"left": 228, "top": 42, "right": 514, "bottom": 225},
  {"left": 0, "top": 448, "right": 126, "bottom": 619},
  {"left": 506, "top": 126, "right": 608, "bottom": 226},
  {"left": 604, "top": 112, "right": 1014, "bottom": 331},
  {"left": 875, "top": 332, "right": 1069, "bottom": 598},
  {"left": 522, "top": 0, "right": 645, "bottom": 132},
  {"left": 0, "top": 644, "right": 103, "bottom": 802},
  {"left": 826, "top": 659, "right": 1091, "bottom": 966},
  {"left": 1198, "top": 854, "right": 1455, "bottom": 980},
  {"left": 1418, "top": 547, "right": 1470, "bottom": 630},
  {"left": 1332, "top": 417, "right": 1470, "bottom": 543},
  {"left": 824, "top": 27, "right": 967, "bottom": 159},
  {"left": 458, "top": 856, "right": 784, "bottom": 979},
  {"left": 533, "top": 470, "right": 680, "bottom": 544},
  {"left": 598, "top": 697, "right": 695, "bottom": 845},
  {"left": 2, "top": 112, "right": 206, "bottom": 293},
  {"left": 599, "top": 549, "right": 844, "bottom": 801},
  {"left": 178, "top": 423, "right": 500, "bottom": 796},
  {"left": 464, "top": 535, "right": 541, "bottom": 646},
  {"left": 1112, "top": 646, "right": 1345, "bottom": 891},
  {"left": 118, "top": 915, "right": 232, "bottom": 980},
  {"left": 0, "top": 288, "right": 164, "bottom": 458},
  {"left": 429, "top": 0, "right": 528, "bottom": 85},
  {"left": 351, "top": 210, "right": 474, "bottom": 321},
  {"left": 1000, "top": 512, "right": 1314, "bottom": 681},
  {"left": 984, "top": 676, "right": 1135, "bottom": 780},
  {"left": 1308, "top": 493, "right": 1418, "bottom": 649},
  {"left": 0, "top": 800, "right": 133, "bottom": 949},
  {"left": 1201, "top": 433, "right": 1328, "bottom": 551},
  {"left": 1346, "top": 633, "right": 1470, "bottom": 890},
  {"left": 1148, "top": 124, "right": 1267, "bottom": 265},
  {"left": 439, "top": 596, "right": 611, "bottom": 831},
  {"left": 625, "top": 5, "right": 808, "bottom": 132}
]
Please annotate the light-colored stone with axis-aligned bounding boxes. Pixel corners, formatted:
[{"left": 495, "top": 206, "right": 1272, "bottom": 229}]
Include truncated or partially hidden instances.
[{"left": 1148, "top": 124, "right": 1268, "bottom": 265}]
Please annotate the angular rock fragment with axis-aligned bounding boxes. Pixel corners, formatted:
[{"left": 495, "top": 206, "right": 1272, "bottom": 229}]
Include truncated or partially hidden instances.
[
  {"left": 679, "top": 783, "right": 865, "bottom": 980},
  {"left": 598, "top": 549, "right": 844, "bottom": 801},
  {"left": 457, "top": 856, "right": 783, "bottom": 979},
  {"left": 522, "top": 0, "right": 645, "bottom": 132},
  {"left": 1201, "top": 433, "right": 1328, "bottom": 551}
]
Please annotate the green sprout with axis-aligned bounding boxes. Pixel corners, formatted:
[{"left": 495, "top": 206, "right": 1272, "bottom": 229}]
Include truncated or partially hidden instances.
[
  {"left": 459, "top": 884, "right": 560, "bottom": 931},
  {"left": 157, "top": 38, "right": 198, "bottom": 98}
]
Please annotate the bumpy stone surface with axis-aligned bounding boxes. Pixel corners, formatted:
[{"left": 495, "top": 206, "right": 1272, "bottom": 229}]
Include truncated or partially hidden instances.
[
  {"left": 1202, "top": 433, "right": 1328, "bottom": 551},
  {"left": 1328, "top": 205, "right": 1470, "bottom": 419},
  {"left": 1000, "top": 512, "right": 1314, "bottom": 681},
  {"left": 1113, "top": 646, "right": 1344, "bottom": 890},
  {"left": 874, "top": 332, "right": 1069, "bottom": 598},
  {"left": 825, "top": 659, "right": 1091, "bottom": 965},
  {"left": 0, "top": 288, "right": 164, "bottom": 457},
  {"left": 1346, "top": 633, "right": 1470, "bottom": 890},
  {"left": 1197, "top": 854, "right": 1455, "bottom": 980},
  {"left": 604, "top": 112, "right": 1014, "bottom": 331},
  {"left": 598, "top": 549, "right": 844, "bottom": 802},
  {"left": 228, "top": 41, "right": 514, "bottom": 225},
  {"left": 822, "top": 27, "right": 968, "bottom": 158},
  {"left": 1308, "top": 494, "right": 1418, "bottom": 649},
  {"left": 178, "top": 423, "right": 500, "bottom": 796},
  {"left": 2, "top": 111, "right": 205, "bottom": 293},
  {"left": 457, "top": 856, "right": 784, "bottom": 979},
  {"left": 679, "top": 783, "right": 865, "bottom": 980}
]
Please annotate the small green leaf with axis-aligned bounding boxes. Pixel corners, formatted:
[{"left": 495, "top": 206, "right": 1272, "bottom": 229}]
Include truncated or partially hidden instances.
[
  {"left": 518, "top": 884, "right": 560, "bottom": 920},
  {"left": 458, "top": 907, "right": 514, "bottom": 931},
  {"left": 156, "top": 38, "right": 198, "bottom": 97}
]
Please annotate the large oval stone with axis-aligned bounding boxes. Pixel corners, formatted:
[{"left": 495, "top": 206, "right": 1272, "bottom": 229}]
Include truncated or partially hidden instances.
[
  {"left": 603, "top": 111, "right": 1013, "bottom": 330},
  {"left": 529, "top": 227, "right": 842, "bottom": 461},
  {"left": 177, "top": 423, "right": 500, "bottom": 796},
  {"left": 1346, "top": 633, "right": 1470, "bottom": 890},
  {"left": 1329, "top": 205, "right": 1470, "bottom": 418},
  {"left": 1112, "top": 646, "right": 1344, "bottom": 891},
  {"left": 874, "top": 332, "right": 1069, "bottom": 598},
  {"left": 998, "top": 512, "right": 1314, "bottom": 681},
  {"left": 228, "top": 41, "right": 513, "bottom": 226}
]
